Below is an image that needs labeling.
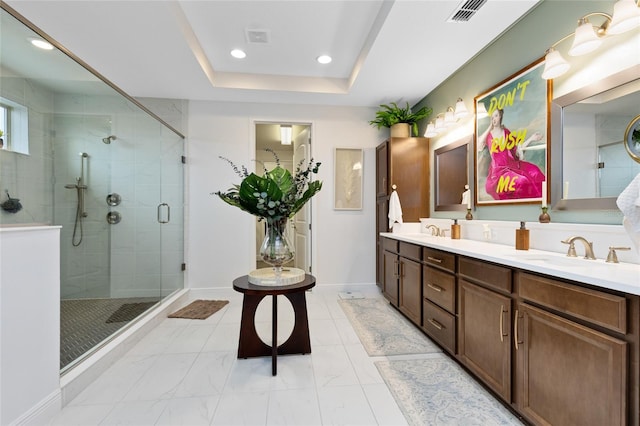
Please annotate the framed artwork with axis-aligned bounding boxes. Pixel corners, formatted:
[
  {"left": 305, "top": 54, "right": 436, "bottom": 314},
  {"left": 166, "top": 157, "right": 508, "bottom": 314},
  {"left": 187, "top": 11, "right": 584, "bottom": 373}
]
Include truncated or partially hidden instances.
[
  {"left": 624, "top": 114, "right": 640, "bottom": 164},
  {"left": 474, "top": 57, "right": 551, "bottom": 205},
  {"left": 334, "top": 148, "right": 363, "bottom": 210}
]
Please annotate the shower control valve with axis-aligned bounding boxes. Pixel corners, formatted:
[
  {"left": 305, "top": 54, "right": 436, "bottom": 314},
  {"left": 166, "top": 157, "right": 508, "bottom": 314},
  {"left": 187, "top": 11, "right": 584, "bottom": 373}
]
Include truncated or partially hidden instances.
[
  {"left": 106, "top": 193, "right": 122, "bottom": 206},
  {"left": 106, "top": 211, "right": 122, "bottom": 225}
]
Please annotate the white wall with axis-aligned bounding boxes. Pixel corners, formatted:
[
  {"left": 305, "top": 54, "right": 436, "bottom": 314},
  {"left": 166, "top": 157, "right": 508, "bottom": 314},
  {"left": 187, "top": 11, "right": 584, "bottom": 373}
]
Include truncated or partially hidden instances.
[
  {"left": 0, "top": 226, "right": 61, "bottom": 425},
  {"left": 187, "top": 101, "right": 380, "bottom": 288}
]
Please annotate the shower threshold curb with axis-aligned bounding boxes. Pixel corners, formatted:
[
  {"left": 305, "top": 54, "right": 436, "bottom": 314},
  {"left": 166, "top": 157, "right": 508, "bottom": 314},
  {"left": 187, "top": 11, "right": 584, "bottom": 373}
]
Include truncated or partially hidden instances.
[{"left": 59, "top": 289, "right": 189, "bottom": 406}]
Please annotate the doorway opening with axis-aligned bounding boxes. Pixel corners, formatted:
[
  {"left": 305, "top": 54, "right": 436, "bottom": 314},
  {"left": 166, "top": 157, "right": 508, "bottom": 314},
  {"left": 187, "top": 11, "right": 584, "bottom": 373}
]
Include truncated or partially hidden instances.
[{"left": 255, "top": 122, "right": 313, "bottom": 274}]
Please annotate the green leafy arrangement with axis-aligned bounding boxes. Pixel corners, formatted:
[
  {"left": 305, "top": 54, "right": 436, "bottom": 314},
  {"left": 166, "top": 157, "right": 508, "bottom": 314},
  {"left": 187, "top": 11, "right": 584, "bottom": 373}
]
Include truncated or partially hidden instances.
[
  {"left": 215, "top": 149, "right": 322, "bottom": 222},
  {"left": 369, "top": 101, "right": 432, "bottom": 137}
]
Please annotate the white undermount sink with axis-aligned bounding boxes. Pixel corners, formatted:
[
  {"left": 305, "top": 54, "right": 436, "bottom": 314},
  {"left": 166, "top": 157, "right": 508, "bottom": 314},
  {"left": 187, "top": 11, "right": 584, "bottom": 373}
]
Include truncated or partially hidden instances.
[{"left": 505, "top": 252, "right": 606, "bottom": 268}]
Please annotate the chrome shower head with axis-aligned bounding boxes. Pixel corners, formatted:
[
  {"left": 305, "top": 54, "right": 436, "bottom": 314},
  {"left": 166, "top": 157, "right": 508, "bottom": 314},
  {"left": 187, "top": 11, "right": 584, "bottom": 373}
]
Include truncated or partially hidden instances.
[
  {"left": 79, "top": 152, "right": 89, "bottom": 157},
  {"left": 102, "top": 135, "right": 117, "bottom": 144}
]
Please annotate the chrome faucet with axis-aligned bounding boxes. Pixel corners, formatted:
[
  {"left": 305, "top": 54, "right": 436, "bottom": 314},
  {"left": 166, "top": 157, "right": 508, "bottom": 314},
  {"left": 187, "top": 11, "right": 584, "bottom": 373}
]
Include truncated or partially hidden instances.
[{"left": 561, "top": 236, "right": 596, "bottom": 260}]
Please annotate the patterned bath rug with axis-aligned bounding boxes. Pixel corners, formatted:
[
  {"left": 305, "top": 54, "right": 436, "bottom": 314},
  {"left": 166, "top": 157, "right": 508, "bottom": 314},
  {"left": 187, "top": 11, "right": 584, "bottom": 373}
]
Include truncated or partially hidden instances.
[
  {"left": 105, "top": 301, "right": 156, "bottom": 323},
  {"left": 338, "top": 298, "right": 440, "bottom": 356},
  {"left": 168, "top": 299, "right": 229, "bottom": 320},
  {"left": 376, "top": 357, "right": 524, "bottom": 426}
]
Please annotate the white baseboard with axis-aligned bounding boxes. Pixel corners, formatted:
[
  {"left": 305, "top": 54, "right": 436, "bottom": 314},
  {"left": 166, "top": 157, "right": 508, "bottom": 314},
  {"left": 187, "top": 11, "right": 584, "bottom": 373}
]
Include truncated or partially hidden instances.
[{"left": 11, "top": 389, "right": 61, "bottom": 426}]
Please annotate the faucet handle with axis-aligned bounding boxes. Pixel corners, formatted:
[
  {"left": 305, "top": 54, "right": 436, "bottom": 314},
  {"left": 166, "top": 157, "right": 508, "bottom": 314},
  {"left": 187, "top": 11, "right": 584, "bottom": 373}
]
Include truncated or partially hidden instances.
[
  {"left": 561, "top": 239, "right": 577, "bottom": 257},
  {"left": 606, "top": 246, "right": 631, "bottom": 263}
]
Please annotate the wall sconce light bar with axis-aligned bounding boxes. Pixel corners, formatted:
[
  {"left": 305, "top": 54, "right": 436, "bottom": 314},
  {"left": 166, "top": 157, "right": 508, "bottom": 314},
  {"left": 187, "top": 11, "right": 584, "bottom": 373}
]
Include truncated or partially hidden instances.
[
  {"left": 609, "top": 0, "right": 640, "bottom": 33},
  {"left": 424, "top": 122, "right": 438, "bottom": 137},
  {"left": 476, "top": 102, "right": 488, "bottom": 119},
  {"left": 424, "top": 98, "right": 472, "bottom": 137},
  {"left": 542, "top": 0, "right": 640, "bottom": 80},
  {"left": 454, "top": 98, "right": 469, "bottom": 119}
]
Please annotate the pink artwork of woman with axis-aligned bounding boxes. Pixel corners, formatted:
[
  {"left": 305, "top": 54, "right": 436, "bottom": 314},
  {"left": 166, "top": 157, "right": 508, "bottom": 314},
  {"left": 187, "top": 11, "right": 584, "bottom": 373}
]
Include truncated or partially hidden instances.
[{"left": 478, "top": 108, "right": 545, "bottom": 200}]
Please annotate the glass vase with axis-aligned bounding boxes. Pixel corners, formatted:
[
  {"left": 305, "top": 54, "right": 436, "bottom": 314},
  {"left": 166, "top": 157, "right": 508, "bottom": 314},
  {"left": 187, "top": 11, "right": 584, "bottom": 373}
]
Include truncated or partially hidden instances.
[{"left": 260, "top": 217, "right": 294, "bottom": 281}]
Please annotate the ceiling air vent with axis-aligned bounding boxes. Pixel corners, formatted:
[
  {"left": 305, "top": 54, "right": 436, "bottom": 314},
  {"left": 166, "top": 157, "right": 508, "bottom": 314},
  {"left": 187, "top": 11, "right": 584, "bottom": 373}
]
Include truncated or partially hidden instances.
[
  {"left": 246, "top": 29, "right": 271, "bottom": 44},
  {"left": 447, "top": 0, "right": 488, "bottom": 23}
]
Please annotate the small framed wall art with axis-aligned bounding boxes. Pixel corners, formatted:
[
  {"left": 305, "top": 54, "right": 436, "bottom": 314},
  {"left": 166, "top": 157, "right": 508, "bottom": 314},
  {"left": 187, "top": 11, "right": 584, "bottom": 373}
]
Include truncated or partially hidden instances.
[{"left": 334, "top": 148, "right": 363, "bottom": 210}]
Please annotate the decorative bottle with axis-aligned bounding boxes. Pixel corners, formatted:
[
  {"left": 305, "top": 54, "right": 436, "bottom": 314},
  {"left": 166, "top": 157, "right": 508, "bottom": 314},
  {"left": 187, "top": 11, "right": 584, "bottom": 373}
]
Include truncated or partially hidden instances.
[
  {"left": 515, "top": 221, "right": 529, "bottom": 251},
  {"left": 451, "top": 219, "right": 461, "bottom": 239}
]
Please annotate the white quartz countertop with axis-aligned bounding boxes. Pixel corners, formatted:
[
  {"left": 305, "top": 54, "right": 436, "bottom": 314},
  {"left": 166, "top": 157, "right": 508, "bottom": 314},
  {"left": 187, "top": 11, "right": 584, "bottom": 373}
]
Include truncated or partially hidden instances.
[{"left": 381, "top": 232, "right": 640, "bottom": 296}]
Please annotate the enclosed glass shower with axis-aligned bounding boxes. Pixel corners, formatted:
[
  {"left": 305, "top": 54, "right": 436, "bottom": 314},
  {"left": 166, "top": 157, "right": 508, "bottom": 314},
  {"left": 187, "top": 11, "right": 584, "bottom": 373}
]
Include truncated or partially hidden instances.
[{"left": 0, "top": 5, "right": 185, "bottom": 372}]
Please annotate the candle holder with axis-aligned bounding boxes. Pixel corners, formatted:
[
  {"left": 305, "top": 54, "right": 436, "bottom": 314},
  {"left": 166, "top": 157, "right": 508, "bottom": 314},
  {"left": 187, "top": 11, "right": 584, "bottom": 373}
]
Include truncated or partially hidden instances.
[
  {"left": 465, "top": 208, "right": 473, "bottom": 220},
  {"left": 538, "top": 206, "right": 551, "bottom": 223}
]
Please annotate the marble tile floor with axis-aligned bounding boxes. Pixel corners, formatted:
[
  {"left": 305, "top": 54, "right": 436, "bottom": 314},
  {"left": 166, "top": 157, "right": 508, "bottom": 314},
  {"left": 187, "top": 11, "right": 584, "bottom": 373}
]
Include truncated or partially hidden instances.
[{"left": 48, "top": 286, "right": 492, "bottom": 425}]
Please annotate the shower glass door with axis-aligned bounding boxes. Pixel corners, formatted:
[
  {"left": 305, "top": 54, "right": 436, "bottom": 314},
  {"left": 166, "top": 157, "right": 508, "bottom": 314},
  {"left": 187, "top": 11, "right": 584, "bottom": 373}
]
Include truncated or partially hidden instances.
[{"left": 1, "top": 4, "right": 184, "bottom": 373}]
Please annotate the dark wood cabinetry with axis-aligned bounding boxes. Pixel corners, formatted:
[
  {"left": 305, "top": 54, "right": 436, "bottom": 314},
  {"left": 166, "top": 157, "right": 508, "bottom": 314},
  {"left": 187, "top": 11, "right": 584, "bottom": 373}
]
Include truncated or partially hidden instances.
[
  {"left": 375, "top": 138, "right": 429, "bottom": 288},
  {"left": 378, "top": 237, "right": 639, "bottom": 425},
  {"left": 398, "top": 242, "right": 422, "bottom": 325},
  {"left": 422, "top": 248, "right": 456, "bottom": 354},
  {"left": 382, "top": 238, "right": 399, "bottom": 305},
  {"left": 458, "top": 278, "right": 512, "bottom": 401},
  {"left": 514, "top": 272, "right": 631, "bottom": 426},
  {"left": 515, "top": 303, "right": 627, "bottom": 426},
  {"left": 382, "top": 239, "right": 422, "bottom": 325}
]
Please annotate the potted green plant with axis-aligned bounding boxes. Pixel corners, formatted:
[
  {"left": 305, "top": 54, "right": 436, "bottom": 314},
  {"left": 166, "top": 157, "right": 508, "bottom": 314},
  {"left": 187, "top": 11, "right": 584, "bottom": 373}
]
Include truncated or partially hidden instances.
[
  {"left": 215, "top": 149, "right": 322, "bottom": 280},
  {"left": 369, "top": 101, "right": 432, "bottom": 137}
]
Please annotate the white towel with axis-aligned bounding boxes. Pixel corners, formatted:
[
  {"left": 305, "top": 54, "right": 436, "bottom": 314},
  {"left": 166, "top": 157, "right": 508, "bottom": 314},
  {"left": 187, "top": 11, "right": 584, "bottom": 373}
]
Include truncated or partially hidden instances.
[
  {"left": 388, "top": 190, "right": 403, "bottom": 229},
  {"left": 616, "top": 172, "right": 640, "bottom": 233}
]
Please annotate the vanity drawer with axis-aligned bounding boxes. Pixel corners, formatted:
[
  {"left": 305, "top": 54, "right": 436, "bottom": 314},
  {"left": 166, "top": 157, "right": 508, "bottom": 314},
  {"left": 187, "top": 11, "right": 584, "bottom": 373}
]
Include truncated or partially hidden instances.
[
  {"left": 423, "top": 247, "right": 455, "bottom": 272},
  {"left": 423, "top": 299, "right": 455, "bottom": 354},
  {"left": 399, "top": 241, "right": 421, "bottom": 262},
  {"left": 423, "top": 265, "right": 455, "bottom": 313},
  {"left": 383, "top": 238, "right": 399, "bottom": 253},
  {"left": 458, "top": 256, "right": 512, "bottom": 294},
  {"left": 517, "top": 272, "right": 627, "bottom": 334}
]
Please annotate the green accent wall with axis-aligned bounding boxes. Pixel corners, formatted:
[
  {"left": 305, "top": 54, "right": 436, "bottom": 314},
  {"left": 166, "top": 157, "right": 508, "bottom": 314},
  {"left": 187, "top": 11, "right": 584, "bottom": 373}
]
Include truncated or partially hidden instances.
[{"left": 418, "top": 0, "right": 634, "bottom": 224}]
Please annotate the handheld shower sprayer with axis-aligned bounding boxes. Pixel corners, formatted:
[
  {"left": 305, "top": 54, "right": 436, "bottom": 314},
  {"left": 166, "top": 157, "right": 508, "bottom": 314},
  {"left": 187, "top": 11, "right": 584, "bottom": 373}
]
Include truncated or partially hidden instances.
[
  {"left": 102, "top": 135, "right": 117, "bottom": 144},
  {"left": 65, "top": 152, "right": 90, "bottom": 246}
]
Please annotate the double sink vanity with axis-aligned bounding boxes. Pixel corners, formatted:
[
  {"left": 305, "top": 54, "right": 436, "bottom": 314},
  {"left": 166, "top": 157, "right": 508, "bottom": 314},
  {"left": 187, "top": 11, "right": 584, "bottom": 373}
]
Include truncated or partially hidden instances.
[{"left": 380, "top": 226, "right": 639, "bottom": 425}]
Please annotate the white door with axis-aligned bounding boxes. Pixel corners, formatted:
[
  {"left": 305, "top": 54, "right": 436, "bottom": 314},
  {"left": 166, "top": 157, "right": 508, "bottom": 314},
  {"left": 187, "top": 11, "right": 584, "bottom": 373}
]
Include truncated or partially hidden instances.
[{"left": 293, "top": 127, "right": 312, "bottom": 273}]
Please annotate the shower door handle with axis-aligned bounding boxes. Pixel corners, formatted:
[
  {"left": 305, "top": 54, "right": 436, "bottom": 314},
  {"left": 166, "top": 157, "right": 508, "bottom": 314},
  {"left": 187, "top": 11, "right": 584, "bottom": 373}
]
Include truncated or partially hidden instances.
[{"left": 157, "top": 203, "right": 170, "bottom": 224}]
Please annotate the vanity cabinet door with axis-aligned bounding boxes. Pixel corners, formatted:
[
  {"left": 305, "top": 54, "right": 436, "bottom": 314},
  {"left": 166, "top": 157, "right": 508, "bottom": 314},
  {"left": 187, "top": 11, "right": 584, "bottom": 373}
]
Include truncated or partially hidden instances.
[
  {"left": 515, "top": 303, "right": 627, "bottom": 426},
  {"left": 399, "top": 256, "right": 421, "bottom": 326},
  {"left": 382, "top": 250, "right": 399, "bottom": 306},
  {"left": 458, "top": 278, "right": 512, "bottom": 401}
]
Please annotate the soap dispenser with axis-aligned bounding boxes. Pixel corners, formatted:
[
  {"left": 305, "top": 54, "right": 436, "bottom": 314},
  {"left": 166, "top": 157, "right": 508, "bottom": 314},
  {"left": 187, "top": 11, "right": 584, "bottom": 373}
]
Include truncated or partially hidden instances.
[
  {"left": 451, "top": 219, "right": 461, "bottom": 239},
  {"left": 515, "top": 221, "right": 529, "bottom": 250}
]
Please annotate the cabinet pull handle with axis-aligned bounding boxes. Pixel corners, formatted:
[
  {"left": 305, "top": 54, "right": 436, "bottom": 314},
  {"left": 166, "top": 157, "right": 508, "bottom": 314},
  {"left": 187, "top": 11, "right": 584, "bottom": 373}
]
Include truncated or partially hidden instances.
[
  {"left": 499, "top": 305, "right": 505, "bottom": 343},
  {"left": 400, "top": 261, "right": 404, "bottom": 277},
  {"left": 427, "top": 318, "right": 443, "bottom": 330},
  {"left": 427, "top": 283, "right": 443, "bottom": 292},
  {"left": 427, "top": 256, "right": 442, "bottom": 264},
  {"left": 393, "top": 260, "right": 399, "bottom": 277},
  {"left": 514, "top": 309, "right": 521, "bottom": 351}
]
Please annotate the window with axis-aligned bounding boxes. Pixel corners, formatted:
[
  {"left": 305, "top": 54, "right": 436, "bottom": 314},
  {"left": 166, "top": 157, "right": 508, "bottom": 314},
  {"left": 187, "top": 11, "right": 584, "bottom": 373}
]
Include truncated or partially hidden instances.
[
  {"left": 0, "top": 97, "right": 28, "bottom": 154},
  {"left": 0, "top": 103, "right": 8, "bottom": 150}
]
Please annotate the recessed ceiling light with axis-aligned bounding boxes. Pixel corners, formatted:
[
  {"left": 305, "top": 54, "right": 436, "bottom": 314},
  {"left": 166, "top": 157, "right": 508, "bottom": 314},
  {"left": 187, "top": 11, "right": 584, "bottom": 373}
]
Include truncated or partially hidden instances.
[
  {"left": 230, "top": 49, "right": 246, "bottom": 59},
  {"left": 30, "top": 38, "right": 54, "bottom": 50},
  {"left": 316, "top": 55, "right": 332, "bottom": 64}
]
